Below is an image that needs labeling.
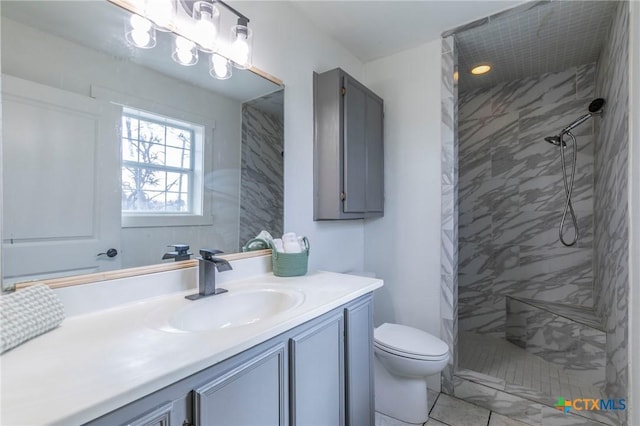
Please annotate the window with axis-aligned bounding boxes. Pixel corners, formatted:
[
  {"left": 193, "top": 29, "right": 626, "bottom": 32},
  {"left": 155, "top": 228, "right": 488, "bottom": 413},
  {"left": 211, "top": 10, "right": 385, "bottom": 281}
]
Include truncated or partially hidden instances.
[{"left": 121, "top": 108, "right": 203, "bottom": 216}]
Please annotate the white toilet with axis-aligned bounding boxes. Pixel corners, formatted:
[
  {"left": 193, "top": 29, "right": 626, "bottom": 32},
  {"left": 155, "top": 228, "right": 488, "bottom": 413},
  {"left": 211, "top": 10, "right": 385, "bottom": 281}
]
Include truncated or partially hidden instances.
[{"left": 374, "top": 323, "right": 450, "bottom": 424}]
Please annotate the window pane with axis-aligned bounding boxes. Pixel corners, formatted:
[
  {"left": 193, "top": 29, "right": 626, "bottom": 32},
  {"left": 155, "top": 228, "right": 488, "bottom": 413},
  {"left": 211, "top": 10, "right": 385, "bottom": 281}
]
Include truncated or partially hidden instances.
[
  {"left": 145, "top": 142, "right": 166, "bottom": 167},
  {"left": 139, "top": 120, "right": 165, "bottom": 145},
  {"left": 166, "top": 191, "right": 189, "bottom": 212},
  {"left": 166, "top": 146, "right": 190, "bottom": 168},
  {"left": 166, "top": 127, "right": 191, "bottom": 149}
]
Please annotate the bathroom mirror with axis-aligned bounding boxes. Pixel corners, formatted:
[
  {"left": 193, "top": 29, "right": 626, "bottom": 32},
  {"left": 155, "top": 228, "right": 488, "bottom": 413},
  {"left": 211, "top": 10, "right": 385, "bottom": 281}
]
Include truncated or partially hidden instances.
[{"left": 1, "top": 1, "right": 284, "bottom": 288}]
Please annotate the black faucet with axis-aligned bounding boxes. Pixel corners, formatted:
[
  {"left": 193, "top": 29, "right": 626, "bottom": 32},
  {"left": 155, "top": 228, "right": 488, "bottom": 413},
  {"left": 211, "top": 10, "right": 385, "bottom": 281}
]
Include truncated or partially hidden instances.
[
  {"left": 162, "top": 244, "right": 192, "bottom": 261},
  {"left": 185, "top": 249, "right": 233, "bottom": 300}
]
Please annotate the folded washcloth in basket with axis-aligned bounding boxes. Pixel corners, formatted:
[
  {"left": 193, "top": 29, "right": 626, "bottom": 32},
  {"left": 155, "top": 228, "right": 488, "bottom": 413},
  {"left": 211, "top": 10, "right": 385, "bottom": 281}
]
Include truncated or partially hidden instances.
[{"left": 1, "top": 284, "right": 65, "bottom": 354}]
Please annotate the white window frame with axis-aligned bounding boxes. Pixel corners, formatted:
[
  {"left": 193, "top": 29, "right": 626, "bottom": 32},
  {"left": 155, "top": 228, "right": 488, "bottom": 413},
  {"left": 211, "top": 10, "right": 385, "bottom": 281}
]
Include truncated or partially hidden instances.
[{"left": 91, "top": 85, "right": 214, "bottom": 228}]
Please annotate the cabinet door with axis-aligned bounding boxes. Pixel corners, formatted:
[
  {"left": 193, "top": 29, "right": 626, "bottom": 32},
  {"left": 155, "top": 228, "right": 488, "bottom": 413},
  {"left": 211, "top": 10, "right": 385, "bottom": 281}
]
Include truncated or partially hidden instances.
[
  {"left": 343, "top": 76, "right": 367, "bottom": 214},
  {"left": 365, "top": 95, "right": 384, "bottom": 214},
  {"left": 344, "top": 297, "right": 375, "bottom": 426},
  {"left": 289, "top": 313, "right": 344, "bottom": 426},
  {"left": 193, "top": 344, "right": 286, "bottom": 426}
]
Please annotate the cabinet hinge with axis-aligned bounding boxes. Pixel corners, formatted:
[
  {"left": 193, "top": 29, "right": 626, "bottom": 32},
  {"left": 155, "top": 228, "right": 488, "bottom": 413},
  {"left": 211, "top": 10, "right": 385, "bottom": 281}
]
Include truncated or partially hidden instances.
[
  {"left": 341, "top": 87, "right": 346, "bottom": 96},
  {"left": 340, "top": 192, "right": 346, "bottom": 201}
]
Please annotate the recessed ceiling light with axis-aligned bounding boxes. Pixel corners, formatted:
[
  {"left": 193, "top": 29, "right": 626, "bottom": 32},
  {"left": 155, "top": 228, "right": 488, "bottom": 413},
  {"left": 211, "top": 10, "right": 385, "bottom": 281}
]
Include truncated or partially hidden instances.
[{"left": 470, "top": 64, "right": 491, "bottom": 75}]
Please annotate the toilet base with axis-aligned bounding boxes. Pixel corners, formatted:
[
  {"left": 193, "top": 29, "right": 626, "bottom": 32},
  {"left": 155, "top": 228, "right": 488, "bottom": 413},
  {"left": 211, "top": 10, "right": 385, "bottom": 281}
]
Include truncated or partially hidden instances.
[{"left": 374, "top": 355, "right": 430, "bottom": 424}]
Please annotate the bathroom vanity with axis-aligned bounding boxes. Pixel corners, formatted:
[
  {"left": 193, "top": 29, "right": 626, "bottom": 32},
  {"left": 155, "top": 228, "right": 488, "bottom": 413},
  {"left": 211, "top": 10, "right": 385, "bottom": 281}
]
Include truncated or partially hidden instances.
[{"left": 0, "top": 264, "right": 382, "bottom": 426}]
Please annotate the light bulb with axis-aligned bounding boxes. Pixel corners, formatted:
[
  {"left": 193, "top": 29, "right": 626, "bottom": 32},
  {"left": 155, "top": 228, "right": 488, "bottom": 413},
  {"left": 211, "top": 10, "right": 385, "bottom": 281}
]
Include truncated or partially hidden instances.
[
  {"left": 195, "top": 12, "right": 217, "bottom": 51},
  {"left": 230, "top": 37, "right": 249, "bottom": 66},
  {"left": 126, "top": 14, "right": 155, "bottom": 48},
  {"left": 210, "top": 54, "right": 231, "bottom": 79},
  {"left": 130, "top": 14, "right": 152, "bottom": 32},
  {"left": 172, "top": 36, "right": 197, "bottom": 66},
  {"left": 131, "top": 29, "right": 151, "bottom": 47}
]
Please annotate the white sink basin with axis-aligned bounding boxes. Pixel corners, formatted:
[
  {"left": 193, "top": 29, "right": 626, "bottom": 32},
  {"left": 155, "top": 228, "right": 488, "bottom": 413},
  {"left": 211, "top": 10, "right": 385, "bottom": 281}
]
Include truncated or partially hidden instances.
[{"left": 151, "top": 288, "right": 305, "bottom": 332}]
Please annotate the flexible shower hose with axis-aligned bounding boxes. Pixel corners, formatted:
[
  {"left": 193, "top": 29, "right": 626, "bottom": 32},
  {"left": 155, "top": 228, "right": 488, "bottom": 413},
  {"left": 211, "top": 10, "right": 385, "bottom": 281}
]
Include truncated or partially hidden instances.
[{"left": 558, "top": 131, "right": 579, "bottom": 246}]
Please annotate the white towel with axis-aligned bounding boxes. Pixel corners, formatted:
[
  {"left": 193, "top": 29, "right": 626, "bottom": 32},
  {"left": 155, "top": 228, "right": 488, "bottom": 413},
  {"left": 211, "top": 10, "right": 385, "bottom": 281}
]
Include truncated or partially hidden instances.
[{"left": 1, "top": 284, "right": 65, "bottom": 354}]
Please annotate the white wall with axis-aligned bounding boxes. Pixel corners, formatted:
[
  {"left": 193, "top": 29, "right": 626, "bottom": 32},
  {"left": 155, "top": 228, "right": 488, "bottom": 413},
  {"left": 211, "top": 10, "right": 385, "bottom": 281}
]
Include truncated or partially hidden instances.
[
  {"left": 237, "top": 2, "right": 366, "bottom": 274},
  {"left": 361, "top": 41, "right": 443, "bottom": 386},
  {"left": 629, "top": 0, "right": 640, "bottom": 421},
  {"left": 2, "top": 17, "right": 244, "bottom": 267}
]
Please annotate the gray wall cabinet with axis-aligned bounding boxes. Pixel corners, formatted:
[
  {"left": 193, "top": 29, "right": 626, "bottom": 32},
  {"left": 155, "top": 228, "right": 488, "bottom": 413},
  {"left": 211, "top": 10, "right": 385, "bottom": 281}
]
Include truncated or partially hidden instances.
[
  {"left": 314, "top": 68, "right": 384, "bottom": 220},
  {"left": 86, "top": 294, "right": 374, "bottom": 426}
]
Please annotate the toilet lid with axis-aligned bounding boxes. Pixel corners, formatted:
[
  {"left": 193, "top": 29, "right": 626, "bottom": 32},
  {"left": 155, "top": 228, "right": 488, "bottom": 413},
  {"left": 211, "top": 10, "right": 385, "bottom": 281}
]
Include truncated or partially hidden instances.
[{"left": 374, "top": 323, "right": 449, "bottom": 358}]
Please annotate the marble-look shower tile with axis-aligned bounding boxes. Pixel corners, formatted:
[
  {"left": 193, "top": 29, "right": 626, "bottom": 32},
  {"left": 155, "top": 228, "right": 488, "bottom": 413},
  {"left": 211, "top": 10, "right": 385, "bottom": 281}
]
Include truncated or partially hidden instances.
[
  {"left": 492, "top": 246, "right": 519, "bottom": 274},
  {"left": 495, "top": 280, "right": 593, "bottom": 307},
  {"left": 518, "top": 168, "right": 593, "bottom": 213},
  {"left": 459, "top": 150, "right": 491, "bottom": 184},
  {"left": 459, "top": 300, "right": 505, "bottom": 334},
  {"left": 442, "top": 53, "right": 455, "bottom": 99},
  {"left": 492, "top": 211, "right": 593, "bottom": 249},
  {"left": 458, "top": 243, "right": 492, "bottom": 277},
  {"left": 459, "top": 87, "right": 492, "bottom": 120},
  {"left": 491, "top": 68, "right": 576, "bottom": 116},
  {"left": 459, "top": 211, "right": 492, "bottom": 245},
  {"left": 460, "top": 177, "right": 519, "bottom": 215},
  {"left": 453, "top": 376, "right": 543, "bottom": 425},
  {"left": 459, "top": 113, "right": 519, "bottom": 159},
  {"left": 540, "top": 406, "right": 611, "bottom": 426},
  {"left": 497, "top": 245, "right": 592, "bottom": 286},
  {"left": 489, "top": 412, "right": 532, "bottom": 426},
  {"left": 515, "top": 134, "right": 594, "bottom": 179},
  {"left": 518, "top": 98, "right": 594, "bottom": 146},
  {"left": 576, "top": 63, "right": 596, "bottom": 99},
  {"left": 430, "top": 393, "right": 490, "bottom": 426}
]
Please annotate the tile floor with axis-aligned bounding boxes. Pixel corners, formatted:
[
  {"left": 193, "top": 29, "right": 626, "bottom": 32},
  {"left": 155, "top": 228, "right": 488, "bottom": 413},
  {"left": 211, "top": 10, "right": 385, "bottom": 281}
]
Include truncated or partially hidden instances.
[{"left": 375, "top": 392, "right": 535, "bottom": 426}]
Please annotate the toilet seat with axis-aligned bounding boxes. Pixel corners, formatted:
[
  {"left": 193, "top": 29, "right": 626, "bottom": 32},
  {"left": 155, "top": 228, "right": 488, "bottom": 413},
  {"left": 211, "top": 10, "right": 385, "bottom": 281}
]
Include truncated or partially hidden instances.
[{"left": 374, "top": 323, "right": 448, "bottom": 360}]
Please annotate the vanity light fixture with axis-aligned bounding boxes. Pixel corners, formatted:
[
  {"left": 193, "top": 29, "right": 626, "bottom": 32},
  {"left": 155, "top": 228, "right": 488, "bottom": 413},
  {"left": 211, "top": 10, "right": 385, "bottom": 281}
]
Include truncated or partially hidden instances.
[
  {"left": 111, "top": 0, "right": 254, "bottom": 80},
  {"left": 470, "top": 64, "right": 491, "bottom": 75}
]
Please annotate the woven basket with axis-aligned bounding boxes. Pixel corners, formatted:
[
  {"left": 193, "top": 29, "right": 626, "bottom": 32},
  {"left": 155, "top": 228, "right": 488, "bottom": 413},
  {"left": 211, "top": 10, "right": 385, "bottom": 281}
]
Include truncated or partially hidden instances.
[
  {"left": 271, "top": 237, "right": 310, "bottom": 277},
  {"left": 242, "top": 238, "right": 270, "bottom": 252}
]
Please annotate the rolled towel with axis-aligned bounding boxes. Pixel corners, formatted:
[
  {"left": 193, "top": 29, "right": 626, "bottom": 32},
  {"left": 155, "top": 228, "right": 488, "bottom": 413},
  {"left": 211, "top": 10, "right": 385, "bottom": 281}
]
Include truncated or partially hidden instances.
[
  {"left": 272, "top": 238, "right": 285, "bottom": 253},
  {"left": 282, "top": 232, "right": 301, "bottom": 253},
  {"left": 1, "top": 284, "right": 65, "bottom": 354}
]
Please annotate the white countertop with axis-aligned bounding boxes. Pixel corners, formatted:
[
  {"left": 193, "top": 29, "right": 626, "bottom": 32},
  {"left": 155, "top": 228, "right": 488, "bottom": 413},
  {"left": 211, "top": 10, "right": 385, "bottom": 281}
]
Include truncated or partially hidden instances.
[{"left": 0, "top": 270, "right": 382, "bottom": 426}]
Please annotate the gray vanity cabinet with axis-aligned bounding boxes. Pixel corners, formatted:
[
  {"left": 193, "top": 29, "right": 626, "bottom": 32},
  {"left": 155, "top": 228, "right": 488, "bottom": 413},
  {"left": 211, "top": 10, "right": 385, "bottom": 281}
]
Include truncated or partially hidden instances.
[
  {"left": 344, "top": 298, "right": 375, "bottom": 426},
  {"left": 289, "top": 313, "right": 344, "bottom": 425},
  {"left": 314, "top": 68, "right": 384, "bottom": 220},
  {"left": 86, "top": 294, "right": 374, "bottom": 426},
  {"left": 193, "top": 344, "right": 286, "bottom": 426}
]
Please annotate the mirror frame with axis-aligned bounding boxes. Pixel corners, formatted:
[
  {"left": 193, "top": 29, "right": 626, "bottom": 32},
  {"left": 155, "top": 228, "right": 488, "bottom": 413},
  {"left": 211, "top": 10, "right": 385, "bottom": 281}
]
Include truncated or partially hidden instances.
[{"left": 14, "top": 249, "right": 272, "bottom": 290}]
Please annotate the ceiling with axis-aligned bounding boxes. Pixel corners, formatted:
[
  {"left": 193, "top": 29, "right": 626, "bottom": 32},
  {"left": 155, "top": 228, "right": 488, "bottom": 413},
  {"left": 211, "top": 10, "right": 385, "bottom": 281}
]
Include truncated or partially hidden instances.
[
  {"left": 456, "top": 1, "right": 617, "bottom": 91},
  {"left": 289, "top": 0, "right": 524, "bottom": 62}
]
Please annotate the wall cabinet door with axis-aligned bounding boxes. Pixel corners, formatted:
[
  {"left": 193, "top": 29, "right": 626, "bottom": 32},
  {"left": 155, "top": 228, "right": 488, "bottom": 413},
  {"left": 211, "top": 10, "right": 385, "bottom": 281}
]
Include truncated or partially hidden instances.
[
  {"left": 289, "top": 313, "right": 345, "bottom": 426},
  {"left": 344, "top": 297, "right": 375, "bottom": 426},
  {"left": 314, "top": 68, "right": 384, "bottom": 220},
  {"left": 193, "top": 344, "right": 286, "bottom": 426}
]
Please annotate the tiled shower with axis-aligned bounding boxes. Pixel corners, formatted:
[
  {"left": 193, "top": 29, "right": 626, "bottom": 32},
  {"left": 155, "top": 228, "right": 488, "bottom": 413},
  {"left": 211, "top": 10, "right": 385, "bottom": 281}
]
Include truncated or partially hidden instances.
[{"left": 442, "top": 1, "right": 630, "bottom": 425}]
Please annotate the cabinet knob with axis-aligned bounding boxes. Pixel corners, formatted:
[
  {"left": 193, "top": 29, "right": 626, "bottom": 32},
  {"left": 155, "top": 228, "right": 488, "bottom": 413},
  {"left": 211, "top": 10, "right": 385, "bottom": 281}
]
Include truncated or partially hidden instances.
[{"left": 340, "top": 192, "right": 346, "bottom": 201}]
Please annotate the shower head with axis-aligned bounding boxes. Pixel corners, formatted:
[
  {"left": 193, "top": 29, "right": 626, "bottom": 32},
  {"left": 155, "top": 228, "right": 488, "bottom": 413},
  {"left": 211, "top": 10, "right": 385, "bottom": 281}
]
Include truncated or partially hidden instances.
[
  {"left": 589, "top": 98, "right": 606, "bottom": 113},
  {"left": 544, "top": 135, "right": 566, "bottom": 147}
]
